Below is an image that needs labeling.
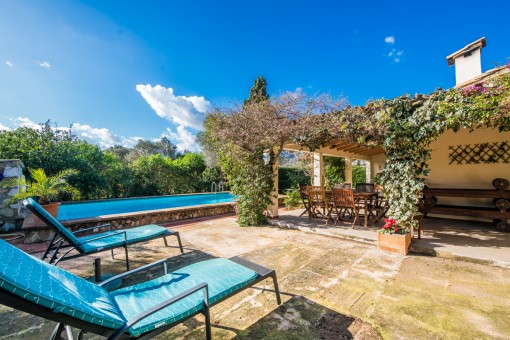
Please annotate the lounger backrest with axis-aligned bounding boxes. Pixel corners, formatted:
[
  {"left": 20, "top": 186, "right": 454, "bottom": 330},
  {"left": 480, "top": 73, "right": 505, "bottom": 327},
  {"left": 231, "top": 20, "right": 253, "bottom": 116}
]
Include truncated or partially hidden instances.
[
  {"left": 23, "top": 198, "right": 81, "bottom": 247},
  {"left": 0, "top": 239, "right": 125, "bottom": 329}
]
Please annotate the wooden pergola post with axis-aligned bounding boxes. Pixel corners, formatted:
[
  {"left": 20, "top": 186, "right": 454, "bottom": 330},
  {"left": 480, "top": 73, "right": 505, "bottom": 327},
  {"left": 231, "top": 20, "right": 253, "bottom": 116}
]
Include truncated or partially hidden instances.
[
  {"left": 313, "top": 153, "right": 324, "bottom": 186},
  {"left": 345, "top": 157, "right": 353, "bottom": 184}
]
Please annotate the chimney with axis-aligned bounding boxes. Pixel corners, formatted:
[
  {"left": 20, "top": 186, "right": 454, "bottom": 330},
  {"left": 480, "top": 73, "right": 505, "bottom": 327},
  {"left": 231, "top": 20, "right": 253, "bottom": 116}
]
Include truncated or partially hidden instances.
[{"left": 446, "top": 37, "right": 486, "bottom": 86}]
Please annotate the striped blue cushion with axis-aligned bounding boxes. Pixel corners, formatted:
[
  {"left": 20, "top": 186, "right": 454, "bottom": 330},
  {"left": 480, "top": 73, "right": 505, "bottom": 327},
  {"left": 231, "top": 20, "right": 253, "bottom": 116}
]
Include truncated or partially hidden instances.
[
  {"left": 0, "top": 240, "right": 125, "bottom": 329},
  {"left": 111, "top": 258, "right": 258, "bottom": 336}
]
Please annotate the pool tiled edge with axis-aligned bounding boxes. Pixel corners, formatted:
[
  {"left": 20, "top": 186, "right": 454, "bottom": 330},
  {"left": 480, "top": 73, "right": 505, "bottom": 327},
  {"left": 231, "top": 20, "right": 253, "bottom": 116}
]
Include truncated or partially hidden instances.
[{"left": 22, "top": 203, "right": 235, "bottom": 243}]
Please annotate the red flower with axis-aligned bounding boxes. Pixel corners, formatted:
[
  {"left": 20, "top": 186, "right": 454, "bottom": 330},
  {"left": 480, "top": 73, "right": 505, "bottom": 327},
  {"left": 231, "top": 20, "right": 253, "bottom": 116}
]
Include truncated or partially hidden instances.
[{"left": 394, "top": 227, "right": 398, "bottom": 232}]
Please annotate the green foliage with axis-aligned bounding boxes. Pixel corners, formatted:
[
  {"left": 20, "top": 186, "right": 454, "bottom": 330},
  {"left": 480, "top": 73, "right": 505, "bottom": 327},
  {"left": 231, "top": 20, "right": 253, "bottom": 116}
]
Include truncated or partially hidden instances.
[
  {"left": 220, "top": 146, "right": 274, "bottom": 226},
  {"left": 0, "top": 121, "right": 223, "bottom": 200},
  {"left": 1, "top": 168, "right": 80, "bottom": 205},
  {"left": 284, "top": 189, "right": 302, "bottom": 209},
  {"left": 324, "top": 156, "right": 345, "bottom": 187},
  {"left": 244, "top": 76, "right": 269, "bottom": 105},
  {"left": 278, "top": 167, "right": 310, "bottom": 193},
  {"left": 352, "top": 165, "right": 367, "bottom": 187}
]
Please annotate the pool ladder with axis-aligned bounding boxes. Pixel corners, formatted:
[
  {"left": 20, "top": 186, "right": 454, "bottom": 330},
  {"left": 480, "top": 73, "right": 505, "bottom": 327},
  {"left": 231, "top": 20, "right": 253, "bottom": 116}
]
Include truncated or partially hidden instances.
[{"left": 211, "top": 181, "right": 225, "bottom": 193}]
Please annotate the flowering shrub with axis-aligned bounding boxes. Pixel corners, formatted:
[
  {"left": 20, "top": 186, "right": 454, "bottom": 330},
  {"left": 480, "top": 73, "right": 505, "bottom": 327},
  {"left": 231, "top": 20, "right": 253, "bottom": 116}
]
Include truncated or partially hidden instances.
[{"left": 380, "top": 218, "right": 408, "bottom": 235}]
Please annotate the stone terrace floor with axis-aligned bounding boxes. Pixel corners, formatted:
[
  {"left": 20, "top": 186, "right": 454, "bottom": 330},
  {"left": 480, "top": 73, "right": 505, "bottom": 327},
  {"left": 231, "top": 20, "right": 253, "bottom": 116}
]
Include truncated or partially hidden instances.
[{"left": 1, "top": 213, "right": 509, "bottom": 339}]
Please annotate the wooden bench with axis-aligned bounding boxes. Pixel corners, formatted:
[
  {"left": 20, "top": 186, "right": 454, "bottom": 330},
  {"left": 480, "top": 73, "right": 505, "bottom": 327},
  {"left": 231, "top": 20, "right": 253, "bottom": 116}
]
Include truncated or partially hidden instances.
[{"left": 419, "top": 178, "right": 509, "bottom": 232}]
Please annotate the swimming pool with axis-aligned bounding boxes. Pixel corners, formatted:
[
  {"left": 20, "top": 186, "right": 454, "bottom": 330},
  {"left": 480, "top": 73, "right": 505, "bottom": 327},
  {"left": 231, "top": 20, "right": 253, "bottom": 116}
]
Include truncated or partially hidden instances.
[{"left": 57, "top": 192, "right": 235, "bottom": 220}]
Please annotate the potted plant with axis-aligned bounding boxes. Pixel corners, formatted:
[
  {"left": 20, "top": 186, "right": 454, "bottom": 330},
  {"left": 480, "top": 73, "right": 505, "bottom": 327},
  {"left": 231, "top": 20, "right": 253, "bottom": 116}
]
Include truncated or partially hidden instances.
[
  {"left": 377, "top": 218, "right": 412, "bottom": 255},
  {"left": 2, "top": 168, "right": 80, "bottom": 218}
]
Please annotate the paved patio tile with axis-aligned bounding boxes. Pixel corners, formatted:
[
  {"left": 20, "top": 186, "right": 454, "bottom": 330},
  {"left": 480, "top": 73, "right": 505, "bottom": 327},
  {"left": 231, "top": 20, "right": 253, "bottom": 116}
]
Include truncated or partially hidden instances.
[{"left": 0, "top": 215, "right": 509, "bottom": 339}]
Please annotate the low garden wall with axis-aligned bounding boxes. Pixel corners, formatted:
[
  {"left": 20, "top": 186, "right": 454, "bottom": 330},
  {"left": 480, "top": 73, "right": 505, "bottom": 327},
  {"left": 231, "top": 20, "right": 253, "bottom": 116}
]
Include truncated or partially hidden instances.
[{"left": 22, "top": 202, "right": 235, "bottom": 243}]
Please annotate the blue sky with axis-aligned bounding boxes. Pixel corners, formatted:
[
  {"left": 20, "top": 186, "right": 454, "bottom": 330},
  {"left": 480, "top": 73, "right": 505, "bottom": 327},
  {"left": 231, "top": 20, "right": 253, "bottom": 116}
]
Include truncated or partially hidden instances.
[{"left": 1, "top": 0, "right": 509, "bottom": 151}]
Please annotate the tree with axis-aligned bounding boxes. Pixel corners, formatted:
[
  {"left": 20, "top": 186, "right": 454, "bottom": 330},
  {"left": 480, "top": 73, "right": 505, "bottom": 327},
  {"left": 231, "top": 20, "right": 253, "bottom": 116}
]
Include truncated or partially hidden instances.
[
  {"left": 172, "top": 153, "right": 207, "bottom": 192},
  {"left": 204, "top": 87, "right": 345, "bottom": 226},
  {"left": 133, "top": 137, "right": 177, "bottom": 159},
  {"left": 244, "top": 76, "right": 269, "bottom": 105}
]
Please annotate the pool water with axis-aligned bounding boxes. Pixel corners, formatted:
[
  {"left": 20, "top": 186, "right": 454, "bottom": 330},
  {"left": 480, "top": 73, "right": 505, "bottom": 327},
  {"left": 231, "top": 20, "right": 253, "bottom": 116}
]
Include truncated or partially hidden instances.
[{"left": 57, "top": 192, "right": 235, "bottom": 220}]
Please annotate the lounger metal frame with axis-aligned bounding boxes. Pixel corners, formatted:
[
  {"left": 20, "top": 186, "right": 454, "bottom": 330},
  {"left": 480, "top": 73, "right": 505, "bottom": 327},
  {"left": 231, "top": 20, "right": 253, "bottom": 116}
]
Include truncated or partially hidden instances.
[
  {"left": 0, "top": 256, "right": 281, "bottom": 340},
  {"left": 24, "top": 200, "right": 184, "bottom": 270}
]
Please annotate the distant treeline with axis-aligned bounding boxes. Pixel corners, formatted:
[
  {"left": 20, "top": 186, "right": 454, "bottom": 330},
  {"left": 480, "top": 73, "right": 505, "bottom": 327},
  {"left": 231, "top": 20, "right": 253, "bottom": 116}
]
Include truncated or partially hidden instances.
[{"left": 0, "top": 122, "right": 223, "bottom": 201}]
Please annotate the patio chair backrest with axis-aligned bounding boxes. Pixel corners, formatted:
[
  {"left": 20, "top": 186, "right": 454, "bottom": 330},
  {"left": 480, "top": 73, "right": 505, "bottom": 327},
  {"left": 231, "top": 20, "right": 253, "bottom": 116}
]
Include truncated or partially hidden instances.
[
  {"left": 306, "top": 186, "right": 327, "bottom": 205},
  {"left": 331, "top": 188, "right": 356, "bottom": 208},
  {"left": 298, "top": 183, "right": 309, "bottom": 199},
  {"left": 334, "top": 182, "right": 351, "bottom": 189},
  {"left": 355, "top": 183, "right": 375, "bottom": 193},
  {"left": 23, "top": 198, "right": 81, "bottom": 247},
  {"left": 0, "top": 239, "right": 125, "bottom": 329}
]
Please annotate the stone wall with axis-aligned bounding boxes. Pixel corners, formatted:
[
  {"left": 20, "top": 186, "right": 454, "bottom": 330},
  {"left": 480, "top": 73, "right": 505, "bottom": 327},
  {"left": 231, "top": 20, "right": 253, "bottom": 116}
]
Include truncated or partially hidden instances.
[
  {"left": 0, "top": 160, "right": 25, "bottom": 232},
  {"left": 22, "top": 202, "right": 235, "bottom": 243}
]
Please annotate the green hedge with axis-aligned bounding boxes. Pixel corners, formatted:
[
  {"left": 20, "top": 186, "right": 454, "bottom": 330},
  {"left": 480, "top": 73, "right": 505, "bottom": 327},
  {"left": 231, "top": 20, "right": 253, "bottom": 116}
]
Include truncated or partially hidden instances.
[{"left": 278, "top": 167, "right": 310, "bottom": 193}]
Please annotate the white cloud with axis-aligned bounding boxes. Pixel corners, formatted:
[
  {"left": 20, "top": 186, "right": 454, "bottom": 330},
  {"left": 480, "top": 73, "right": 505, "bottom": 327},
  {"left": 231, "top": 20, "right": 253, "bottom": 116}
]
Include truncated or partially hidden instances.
[
  {"left": 13, "top": 117, "right": 42, "bottom": 130},
  {"left": 38, "top": 61, "right": 51, "bottom": 68},
  {"left": 8, "top": 117, "right": 141, "bottom": 148},
  {"left": 0, "top": 123, "right": 11, "bottom": 131},
  {"left": 384, "top": 48, "right": 404, "bottom": 63},
  {"left": 165, "top": 126, "right": 200, "bottom": 152},
  {"left": 384, "top": 36, "right": 395, "bottom": 44},
  {"left": 5, "top": 61, "right": 13, "bottom": 67},
  {"left": 136, "top": 84, "right": 211, "bottom": 130},
  {"left": 70, "top": 123, "right": 141, "bottom": 148}
]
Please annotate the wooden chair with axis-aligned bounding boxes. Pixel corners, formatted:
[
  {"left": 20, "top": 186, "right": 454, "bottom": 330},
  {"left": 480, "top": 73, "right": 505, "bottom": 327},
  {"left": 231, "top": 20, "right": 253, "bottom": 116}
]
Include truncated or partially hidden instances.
[
  {"left": 355, "top": 183, "right": 375, "bottom": 192},
  {"left": 330, "top": 188, "right": 360, "bottom": 228},
  {"left": 298, "top": 183, "right": 312, "bottom": 218},
  {"left": 367, "top": 193, "right": 390, "bottom": 223},
  {"left": 334, "top": 182, "right": 351, "bottom": 189},
  {"left": 306, "top": 186, "right": 331, "bottom": 222}
]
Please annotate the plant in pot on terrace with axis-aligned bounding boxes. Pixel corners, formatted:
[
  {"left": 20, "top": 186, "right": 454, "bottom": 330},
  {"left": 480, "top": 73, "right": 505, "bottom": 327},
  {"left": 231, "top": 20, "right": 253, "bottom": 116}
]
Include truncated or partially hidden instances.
[
  {"left": 377, "top": 218, "right": 412, "bottom": 255},
  {"left": 1, "top": 168, "right": 80, "bottom": 216}
]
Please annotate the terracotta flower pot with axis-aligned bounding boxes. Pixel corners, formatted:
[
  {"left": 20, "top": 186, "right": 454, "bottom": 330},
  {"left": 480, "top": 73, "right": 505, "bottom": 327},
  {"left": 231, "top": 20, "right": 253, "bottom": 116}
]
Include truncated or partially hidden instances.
[
  {"left": 377, "top": 232, "right": 411, "bottom": 255},
  {"left": 33, "top": 202, "right": 61, "bottom": 224}
]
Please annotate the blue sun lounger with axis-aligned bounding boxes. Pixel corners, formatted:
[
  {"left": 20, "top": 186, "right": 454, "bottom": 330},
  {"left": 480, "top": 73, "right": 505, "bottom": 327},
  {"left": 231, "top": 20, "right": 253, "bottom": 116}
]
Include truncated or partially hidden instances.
[
  {"left": 0, "top": 240, "right": 281, "bottom": 340},
  {"left": 23, "top": 198, "right": 183, "bottom": 270}
]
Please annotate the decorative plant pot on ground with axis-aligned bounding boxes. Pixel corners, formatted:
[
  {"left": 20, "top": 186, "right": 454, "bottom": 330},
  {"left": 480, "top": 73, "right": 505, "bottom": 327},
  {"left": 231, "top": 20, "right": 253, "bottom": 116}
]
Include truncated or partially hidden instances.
[
  {"left": 377, "top": 232, "right": 412, "bottom": 255},
  {"left": 377, "top": 218, "right": 412, "bottom": 255},
  {"left": 33, "top": 202, "right": 61, "bottom": 224}
]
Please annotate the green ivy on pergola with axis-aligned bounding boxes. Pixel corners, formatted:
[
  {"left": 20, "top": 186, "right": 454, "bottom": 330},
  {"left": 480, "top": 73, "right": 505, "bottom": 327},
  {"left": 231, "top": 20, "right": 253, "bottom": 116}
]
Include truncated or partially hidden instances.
[{"left": 204, "top": 70, "right": 510, "bottom": 228}]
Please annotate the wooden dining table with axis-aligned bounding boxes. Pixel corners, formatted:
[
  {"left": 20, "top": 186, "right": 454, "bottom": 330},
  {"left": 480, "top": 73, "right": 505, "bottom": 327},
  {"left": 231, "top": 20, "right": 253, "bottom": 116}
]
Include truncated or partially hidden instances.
[
  {"left": 325, "top": 190, "right": 378, "bottom": 227},
  {"left": 353, "top": 192, "right": 379, "bottom": 227}
]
